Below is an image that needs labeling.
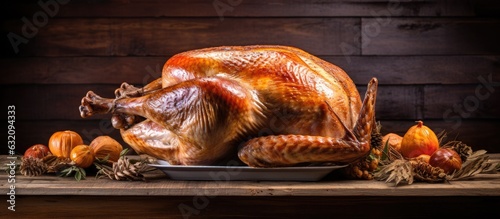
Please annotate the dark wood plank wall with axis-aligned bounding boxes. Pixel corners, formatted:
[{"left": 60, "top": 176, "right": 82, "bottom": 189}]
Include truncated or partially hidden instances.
[{"left": 1, "top": 0, "right": 499, "bottom": 155}]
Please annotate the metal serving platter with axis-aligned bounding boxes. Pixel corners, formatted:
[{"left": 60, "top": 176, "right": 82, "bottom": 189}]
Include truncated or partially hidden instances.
[{"left": 150, "top": 160, "right": 347, "bottom": 181}]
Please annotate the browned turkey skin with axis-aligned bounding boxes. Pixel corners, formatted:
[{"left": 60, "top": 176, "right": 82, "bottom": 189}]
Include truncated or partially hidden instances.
[{"left": 79, "top": 45, "right": 378, "bottom": 167}]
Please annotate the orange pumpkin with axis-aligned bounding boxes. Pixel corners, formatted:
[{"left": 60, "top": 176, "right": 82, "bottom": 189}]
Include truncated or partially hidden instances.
[
  {"left": 48, "top": 130, "right": 84, "bottom": 158},
  {"left": 400, "top": 121, "right": 439, "bottom": 158}
]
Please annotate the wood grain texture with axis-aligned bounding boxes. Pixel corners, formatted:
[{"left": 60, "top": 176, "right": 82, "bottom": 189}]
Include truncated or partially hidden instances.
[
  {"left": 362, "top": 18, "right": 500, "bottom": 55},
  {"left": 329, "top": 55, "right": 500, "bottom": 85},
  {"left": 1, "top": 0, "right": 479, "bottom": 18},
  {"left": 424, "top": 84, "right": 500, "bottom": 119},
  {"left": 3, "top": 172, "right": 496, "bottom": 196},
  {"left": 0, "top": 84, "right": 117, "bottom": 120},
  {"left": 2, "top": 18, "right": 360, "bottom": 57},
  {"left": 361, "top": 85, "right": 424, "bottom": 119},
  {"left": 0, "top": 57, "right": 167, "bottom": 85},
  {"left": 2, "top": 196, "right": 499, "bottom": 218},
  {"left": 2, "top": 56, "right": 500, "bottom": 85}
]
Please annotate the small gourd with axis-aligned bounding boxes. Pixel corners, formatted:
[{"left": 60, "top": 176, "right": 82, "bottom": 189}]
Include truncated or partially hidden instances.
[
  {"left": 70, "top": 145, "right": 95, "bottom": 168},
  {"left": 382, "top": 133, "right": 403, "bottom": 152},
  {"left": 90, "top": 136, "right": 123, "bottom": 162},
  {"left": 48, "top": 130, "right": 84, "bottom": 158}
]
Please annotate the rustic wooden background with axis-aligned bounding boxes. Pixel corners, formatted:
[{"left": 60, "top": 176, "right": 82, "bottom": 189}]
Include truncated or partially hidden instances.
[{"left": 1, "top": 0, "right": 499, "bottom": 155}]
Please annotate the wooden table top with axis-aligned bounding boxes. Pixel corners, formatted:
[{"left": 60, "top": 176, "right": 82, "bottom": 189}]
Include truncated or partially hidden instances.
[{"left": 2, "top": 154, "right": 499, "bottom": 197}]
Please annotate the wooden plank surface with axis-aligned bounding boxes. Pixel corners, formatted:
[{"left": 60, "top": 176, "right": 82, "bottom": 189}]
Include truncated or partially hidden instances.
[
  {"left": 362, "top": 18, "right": 500, "bottom": 55},
  {"left": 2, "top": 56, "right": 499, "bottom": 85},
  {"left": 2, "top": 18, "right": 360, "bottom": 57},
  {"left": 4, "top": 196, "right": 500, "bottom": 218},
  {"left": 1, "top": 0, "right": 479, "bottom": 18},
  {"left": 2, "top": 154, "right": 499, "bottom": 217},
  {"left": 1, "top": 172, "right": 500, "bottom": 197}
]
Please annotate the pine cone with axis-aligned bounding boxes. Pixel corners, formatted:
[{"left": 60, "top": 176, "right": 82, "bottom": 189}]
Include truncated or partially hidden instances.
[
  {"left": 341, "top": 120, "right": 384, "bottom": 180},
  {"left": 42, "top": 155, "right": 72, "bottom": 173},
  {"left": 411, "top": 160, "right": 449, "bottom": 183},
  {"left": 343, "top": 160, "right": 373, "bottom": 180},
  {"left": 443, "top": 141, "right": 473, "bottom": 162},
  {"left": 20, "top": 157, "right": 47, "bottom": 177},
  {"left": 370, "top": 121, "right": 383, "bottom": 150},
  {"left": 342, "top": 148, "right": 381, "bottom": 180},
  {"left": 97, "top": 156, "right": 151, "bottom": 181}
]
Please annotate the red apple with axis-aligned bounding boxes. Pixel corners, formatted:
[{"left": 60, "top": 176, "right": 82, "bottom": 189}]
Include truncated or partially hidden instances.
[
  {"left": 429, "top": 148, "right": 462, "bottom": 174},
  {"left": 24, "top": 144, "right": 50, "bottom": 159}
]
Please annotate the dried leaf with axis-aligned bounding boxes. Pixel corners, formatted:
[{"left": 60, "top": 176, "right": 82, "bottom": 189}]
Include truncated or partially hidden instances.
[
  {"left": 44, "top": 156, "right": 72, "bottom": 173},
  {"left": 451, "top": 150, "right": 493, "bottom": 180},
  {"left": 481, "top": 161, "right": 500, "bottom": 173},
  {"left": 436, "top": 130, "right": 447, "bottom": 145},
  {"left": 374, "top": 159, "right": 414, "bottom": 186}
]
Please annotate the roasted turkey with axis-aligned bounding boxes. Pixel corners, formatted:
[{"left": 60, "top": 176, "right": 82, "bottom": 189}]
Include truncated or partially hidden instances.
[{"left": 79, "top": 45, "right": 378, "bottom": 167}]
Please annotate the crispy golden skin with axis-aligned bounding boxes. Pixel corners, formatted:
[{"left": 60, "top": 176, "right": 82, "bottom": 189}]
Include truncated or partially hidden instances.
[{"left": 80, "top": 45, "right": 377, "bottom": 167}]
